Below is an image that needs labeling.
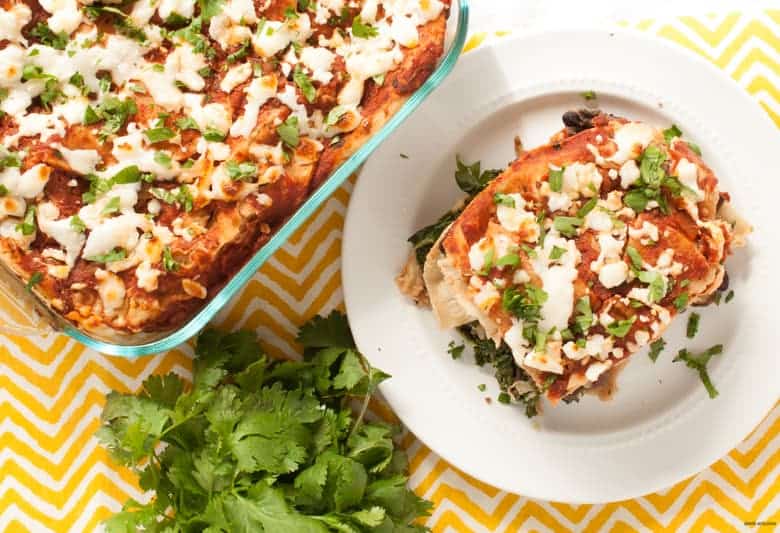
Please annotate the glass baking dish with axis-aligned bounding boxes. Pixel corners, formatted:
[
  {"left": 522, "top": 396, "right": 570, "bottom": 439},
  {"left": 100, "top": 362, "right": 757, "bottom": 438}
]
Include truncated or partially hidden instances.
[{"left": 0, "top": 0, "right": 469, "bottom": 357}]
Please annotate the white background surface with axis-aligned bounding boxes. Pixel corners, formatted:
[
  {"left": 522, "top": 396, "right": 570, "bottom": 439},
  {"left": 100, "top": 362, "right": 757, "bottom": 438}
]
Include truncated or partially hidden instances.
[{"left": 468, "top": 0, "right": 778, "bottom": 32}]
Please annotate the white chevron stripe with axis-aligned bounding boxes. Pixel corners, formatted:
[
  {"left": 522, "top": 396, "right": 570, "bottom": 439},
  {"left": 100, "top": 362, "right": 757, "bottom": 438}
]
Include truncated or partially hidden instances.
[
  {"left": 278, "top": 200, "right": 347, "bottom": 257},
  {"left": 0, "top": 438, "right": 108, "bottom": 490},
  {"left": 0, "top": 464, "right": 145, "bottom": 520},
  {"left": 263, "top": 230, "right": 342, "bottom": 285},
  {"left": 0, "top": 504, "right": 55, "bottom": 533},
  {"left": 0, "top": 406, "right": 102, "bottom": 464}
]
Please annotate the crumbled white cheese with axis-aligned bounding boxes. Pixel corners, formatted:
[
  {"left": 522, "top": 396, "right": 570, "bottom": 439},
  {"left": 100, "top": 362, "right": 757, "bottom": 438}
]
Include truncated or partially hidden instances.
[
  {"left": 220, "top": 63, "right": 253, "bottom": 93},
  {"left": 95, "top": 269, "right": 126, "bottom": 316},
  {"left": 468, "top": 237, "right": 490, "bottom": 272},
  {"left": 300, "top": 46, "right": 336, "bottom": 84},
  {"left": 82, "top": 213, "right": 148, "bottom": 259},
  {"left": 676, "top": 158, "right": 705, "bottom": 201},
  {"left": 608, "top": 122, "right": 655, "bottom": 164},
  {"left": 230, "top": 75, "right": 278, "bottom": 138},
  {"left": 0, "top": 4, "right": 32, "bottom": 43},
  {"left": 36, "top": 202, "right": 85, "bottom": 269},
  {"left": 0, "top": 164, "right": 51, "bottom": 198},
  {"left": 619, "top": 159, "right": 640, "bottom": 188},
  {"left": 496, "top": 193, "right": 537, "bottom": 239},
  {"left": 599, "top": 261, "right": 628, "bottom": 289},
  {"left": 58, "top": 147, "right": 102, "bottom": 175},
  {"left": 531, "top": 234, "right": 581, "bottom": 331},
  {"left": 585, "top": 360, "right": 612, "bottom": 382},
  {"left": 135, "top": 260, "right": 162, "bottom": 292},
  {"left": 474, "top": 281, "right": 499, "bottom": 311},
  {"left": 38, "top": 0, "right": 82, "bottom": 34}
]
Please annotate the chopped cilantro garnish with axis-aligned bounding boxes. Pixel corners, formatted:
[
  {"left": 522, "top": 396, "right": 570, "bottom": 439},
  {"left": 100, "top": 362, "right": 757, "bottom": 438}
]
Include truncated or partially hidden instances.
[
  {"left": 84, "top": 97, "right": 137, "bottom": 139},
  {"left": 226, "top": 40, "right": 250, "bottom": 63},
  {"left": 276, "top": 116, "right": 300, "bottom": 148},
  {"left": 325, "top": 105, "right": 348, "bottom": 126},
  {"left": 477, "top": 383, "right": 486, "bottom": 392},
  {"left": 623, "top": 189, "right": 650, "bottom": 213},
  {"left": 85, "top": 247, "right": 127, "bottom": 263},
  {"left": 687, "top": 142, "right": 702, "bottom": 156},
  {"left": 101, "top": 196, "right": 121, "bottom": 216},
  {"left": 725, "top": 290, "right": 734, "bottom": 303},
  {"left": 25, "top": 271, "right": 43, "bottom": 292},
  {"left": 638, "top": 270, "right": 668, "bottom": 303},
  {"left": 549, "top": 246, "right": 566, "bottom": 260},
  {"left": 0, "top": 185, "right": 8, "bottom": 196},
  {"left": 284, "top": 6, "right": 298, "bottom": 19},
  {"left": 686, "top": 312, "right": 700, "bottom": 338},
  {"left": 150, "top": 186, "right": 193, "bottom": 212},
  {"left": 576, "top": 197, "right": 597, "bottom": 217},
  {"left": 225, "top": 160, "right": 257, "bottom": 181},
  {"left": 497, "top": 392, "right": 511, "bottom": 404},
  {"left": 351, "top": 16, "right": 379, "bottom": 38},
  {"left": 70, "top": 215, "right": 87, "bottom": 233},
  {"left": 144, "top": 127, "right": 176, "bottom": 143},
  {"left": 162, "top": 245, "right": 178, "bottom": 271},
  {"left": 581, "top": 90, "right": 597, "bottom": 101},
  {"left": 202, "top": 128, "right": 226, "bottom": 142},
  {"left": 30, "top": 23, "right": 69, "bottom": 50},
  {"left": 15, "top": 206, "right": 36, "bottom": 236},
  {"left": 154, "top": 151, "right": 172, "bottom": 168},
  {"left": 176, "top": 116, "right": 199, "bottom": 130},
  {"left": 573, "top": 296, "right": 593, "bottom": 334},
  {"left": 626, "top": 245, "right": 643, "bottom": 272},
  {"left": 553, "top": 216, "right": 583, "bottom": 237},
  {"left": 674, "top": 292, "right": 689, "bottom": 311},
  {"left": 663, "top": 124, "right": 683, "bottom": 142},
  {"left": 605, "top": 316, "right": 636, "bottom": 338},
  {"left": 548, "top": 167, "right": 564, "bottom": 192},
  {"left": 496, "top": 252, "right": 519, "bottom": 268},
  {"left": 447, "top": 340, "right": 464, "bottom": 360},
  {"left": 83, "top": 167, "right": 142, "bottom": 204},
  {"left": 502, "top": 284, "right": 547, "bottom": 322},
  {"left": 84, "top": 5, "right": 148, "bottom": 42},
  {"left": 648, "top": 338, "right": 666, "bottom": 362},
  {"left": 493, "top": 193, "right": 515, "bottom": 207},
  {"left": 479, "top": 248, "right": 495, "bottom": 276},
  {"left": 293, "top": 64, "right": 316, "bottom": 103},
  {"left": 454, "top": 155, "right": 501, "bottom": 195},
  {"left": 673, "top": 344, "right": 723, "bottom": 398},
  {"left": 0, "top": 151, "right": 20, "bottom": 170}
]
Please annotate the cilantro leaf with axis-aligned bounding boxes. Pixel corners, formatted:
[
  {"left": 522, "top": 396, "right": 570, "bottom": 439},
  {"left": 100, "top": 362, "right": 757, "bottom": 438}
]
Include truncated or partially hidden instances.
[
  {"left": 294, "top": 64, "right": 317, "bottom": 103},
  {"left": 605, "top": 316, "right": 636, "bottom": 338},
  {"left": 673, "top": 344, "right": 723, "bottom": 398},
  {"left": 297, "top": 311, "right": 356, "bottom": 349},
  {"left": 454, "top": 155, "right": 500, "bottom": 194},
  {"left": 648, "top": 338, "right": 665, "bottom": 362},
  {"left": 663, "top": 124, "right": 682, "bottom": 142}
]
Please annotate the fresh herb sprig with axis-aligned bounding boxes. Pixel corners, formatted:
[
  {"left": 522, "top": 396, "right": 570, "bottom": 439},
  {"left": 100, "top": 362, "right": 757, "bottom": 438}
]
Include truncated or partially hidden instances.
[{"left": 98, "top": 312, "right": 430, "bottom": 532}]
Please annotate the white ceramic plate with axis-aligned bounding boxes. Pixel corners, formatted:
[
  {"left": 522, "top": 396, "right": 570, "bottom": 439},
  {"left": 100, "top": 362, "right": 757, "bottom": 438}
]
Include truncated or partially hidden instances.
[{"left": 342, "top": 28, "right": 780, "bottom": 503}]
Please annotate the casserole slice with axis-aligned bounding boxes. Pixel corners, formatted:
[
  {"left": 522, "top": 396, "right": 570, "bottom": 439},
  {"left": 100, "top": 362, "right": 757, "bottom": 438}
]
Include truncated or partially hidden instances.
[{"left": 414, "top": 113, "right": 749, "bottom": 404}]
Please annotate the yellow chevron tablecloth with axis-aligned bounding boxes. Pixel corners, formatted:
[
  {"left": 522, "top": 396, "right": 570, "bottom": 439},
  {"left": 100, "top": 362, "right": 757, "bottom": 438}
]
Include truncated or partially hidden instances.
[{"left": 1, "top": 11, "right": 779, "bottom": 533}]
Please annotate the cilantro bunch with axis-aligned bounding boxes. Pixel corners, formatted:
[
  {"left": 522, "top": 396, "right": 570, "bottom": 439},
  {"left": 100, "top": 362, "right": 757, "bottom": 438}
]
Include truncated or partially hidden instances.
[{"left": 98, "top": 312, "right": 431, "bottom": 532}]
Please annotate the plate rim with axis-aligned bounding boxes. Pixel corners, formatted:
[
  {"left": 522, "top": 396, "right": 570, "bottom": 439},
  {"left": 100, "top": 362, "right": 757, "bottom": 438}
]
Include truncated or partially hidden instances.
[{"left": 342, "top": 26, "right": 780, "bottom": 503}]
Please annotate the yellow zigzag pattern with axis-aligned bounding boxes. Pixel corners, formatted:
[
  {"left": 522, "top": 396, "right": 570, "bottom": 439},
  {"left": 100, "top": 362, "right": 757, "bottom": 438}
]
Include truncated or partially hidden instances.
[{"left": 0, "top": 12, "right": 778, "bottom": 533}]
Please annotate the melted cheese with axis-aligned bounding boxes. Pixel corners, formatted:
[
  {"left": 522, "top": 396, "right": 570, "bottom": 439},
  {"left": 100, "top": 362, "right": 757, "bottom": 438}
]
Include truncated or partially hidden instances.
[
  {"left": 36, "top": 202, "right": 85, "bottom": 269},
  {"left": 82, "top": 213, "right": 147, "bottom": 258},
  {"left": 95, "top": 269, "right": 126, "bottom": 316},
  {"left": 0, "top": 4, "right": 31, "bottom": 43},
  {"left": 608, "top": 122, "right": 656, "bottom": 164},
  {"left": 220, "top": 63, "right": 252, "bottom": 93}
]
